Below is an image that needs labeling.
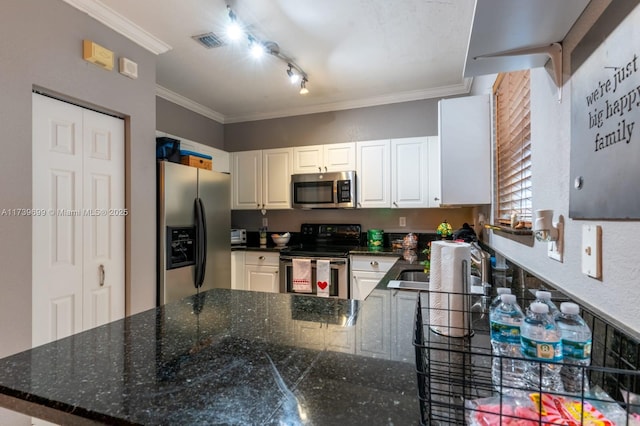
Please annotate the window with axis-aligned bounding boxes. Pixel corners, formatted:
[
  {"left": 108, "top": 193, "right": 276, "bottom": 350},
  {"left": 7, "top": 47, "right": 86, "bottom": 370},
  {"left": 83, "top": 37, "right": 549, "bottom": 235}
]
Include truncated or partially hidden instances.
[{"left": 494, "top": 70, "right": 531, "bottom": 227}]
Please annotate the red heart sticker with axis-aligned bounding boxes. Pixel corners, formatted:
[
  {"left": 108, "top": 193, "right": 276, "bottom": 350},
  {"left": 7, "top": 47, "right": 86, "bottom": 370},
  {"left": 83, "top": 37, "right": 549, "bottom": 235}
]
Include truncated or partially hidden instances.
[{"left": 317, "top": 281, "right": 328, "bottom": 290}]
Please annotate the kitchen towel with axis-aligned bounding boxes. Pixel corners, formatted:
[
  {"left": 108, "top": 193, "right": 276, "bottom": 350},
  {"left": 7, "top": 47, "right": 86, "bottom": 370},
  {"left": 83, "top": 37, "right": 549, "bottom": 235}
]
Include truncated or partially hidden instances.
[
  {"left": 316, "top": 260, "right": 330, "bottom": 297},
  {"left": 292, "top": 258, "right": 312, "bottom": 293},
  {"left": 428, "top": 240, "right": 471, "bottom": 337}
]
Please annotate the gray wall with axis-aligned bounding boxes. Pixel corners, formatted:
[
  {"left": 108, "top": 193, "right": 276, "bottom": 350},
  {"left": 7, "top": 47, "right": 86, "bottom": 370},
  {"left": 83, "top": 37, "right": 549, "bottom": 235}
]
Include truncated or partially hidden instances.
[
  {"left": 0, "top": 0, "right": 157, "bottom": 364},
  {"left": 224, "top": 99, "right": 439, "bottom": 151},
  {"left": 156, "top": 97, "right": 225, "bottom": 149}
]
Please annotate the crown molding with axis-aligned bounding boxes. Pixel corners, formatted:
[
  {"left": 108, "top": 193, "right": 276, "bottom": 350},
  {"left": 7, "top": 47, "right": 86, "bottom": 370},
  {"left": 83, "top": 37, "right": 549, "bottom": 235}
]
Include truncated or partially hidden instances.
[
  {"left": 156, "top": 86, "right": 226, "bottom": 124},
  {"left": 224, "top": 78, "right": 474, "bottom": 123},
  {"left": 157, "top": 79, "right": 472, "bottom": 125},
  {"left": 62, "top": 0, "right": 172, "bottom": 55}
]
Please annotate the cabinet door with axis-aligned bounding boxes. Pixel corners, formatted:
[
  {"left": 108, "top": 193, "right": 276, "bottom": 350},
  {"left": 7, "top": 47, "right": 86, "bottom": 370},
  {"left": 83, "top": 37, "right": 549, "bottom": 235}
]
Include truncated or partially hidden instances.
[
  {"left": 391, "top": 137, "right": 429, "bottom": 208},
  {"left": 292, "top": 145, "right": 323, "bottom": 174},
  {"left": 351, "top": 270, "right": 385, "bottom": 301},
  {"left": 392, "top": 291, "right": 418, "bottom": 363},
  {"left": 356, "top": 140, "right": 391, "bottom": 208},
  {"left": 262, "top": 148, "right": 292, "bottom": 209},
  {"left": 232, "top": 150, "right": 262, "bottom": 209},
  {"left": 245, "top": 265, "right": 279, "bottom": 293},
  {"left": 231, "top": 251, "right": 246, "bottom": 290},
  {"left": 355, "top": 289, "right": 391, "bottom": 359},
  {"left": 324, "top": 142, "right": 356, "bottom": 172},
  {"left": 438, "top": 95, "right": 491, "bottom": 205},
  {"left": 427, "top": 136, "right": 442, "bottom": 207}
]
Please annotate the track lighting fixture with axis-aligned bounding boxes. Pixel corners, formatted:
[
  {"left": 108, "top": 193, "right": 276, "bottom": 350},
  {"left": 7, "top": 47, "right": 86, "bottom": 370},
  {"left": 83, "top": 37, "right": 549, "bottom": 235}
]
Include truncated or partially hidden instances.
[{"left": 226, "top": 5, "right": 309, "bottom": 95}]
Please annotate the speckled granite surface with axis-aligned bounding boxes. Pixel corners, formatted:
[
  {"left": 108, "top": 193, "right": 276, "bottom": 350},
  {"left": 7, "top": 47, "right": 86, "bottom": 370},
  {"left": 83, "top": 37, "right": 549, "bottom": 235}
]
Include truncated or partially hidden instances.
[{"left": 0, "top": 289, "right": 419, "bottom": 425}]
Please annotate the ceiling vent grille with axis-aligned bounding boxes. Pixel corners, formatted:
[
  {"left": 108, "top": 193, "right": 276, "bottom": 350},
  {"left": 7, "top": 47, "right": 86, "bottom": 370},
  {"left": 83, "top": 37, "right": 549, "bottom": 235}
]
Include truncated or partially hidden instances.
[{"left": 192, "top": 32, "right": 224, "bottom": 49}]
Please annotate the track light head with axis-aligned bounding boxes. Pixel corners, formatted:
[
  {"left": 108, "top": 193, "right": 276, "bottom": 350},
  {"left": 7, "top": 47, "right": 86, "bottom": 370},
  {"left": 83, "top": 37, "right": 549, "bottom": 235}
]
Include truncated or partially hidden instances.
[
  {"left": 299, "top": 78, "right": 309, "bottom": 95},
  {"left": 287, "top": 64, "right": 301, "bottom": 84}
]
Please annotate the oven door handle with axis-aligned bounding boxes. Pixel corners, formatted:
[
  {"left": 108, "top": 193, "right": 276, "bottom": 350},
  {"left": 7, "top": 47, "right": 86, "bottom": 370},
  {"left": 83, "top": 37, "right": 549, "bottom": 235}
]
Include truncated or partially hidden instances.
[{"left": 279, "top": 256, "right": 347, "bottom": 265}]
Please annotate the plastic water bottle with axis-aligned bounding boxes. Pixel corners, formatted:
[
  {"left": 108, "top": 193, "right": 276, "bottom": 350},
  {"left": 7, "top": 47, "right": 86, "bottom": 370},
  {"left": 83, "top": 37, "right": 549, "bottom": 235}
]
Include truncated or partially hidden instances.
[
  {"left": 556, "top": 302, "right": 592, "bottom": 394},
  {"left": 521, "top": 302, "right": 564, "bottom": 393},
  {"left": 489, "top": 287, "right": 512, "bottom": 312},
  {"left": 490, "top": 293, "right": 525, "bottom": 395},
  {"left": 533, "top": 290, "right": 559, "bottom": 318}
]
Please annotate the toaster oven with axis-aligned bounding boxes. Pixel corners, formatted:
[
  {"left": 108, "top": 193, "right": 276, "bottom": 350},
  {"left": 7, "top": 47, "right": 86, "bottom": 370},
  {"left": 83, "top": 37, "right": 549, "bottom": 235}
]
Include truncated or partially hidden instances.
[{"left": 231, "top": 229, "right": 247, "bottom": 245}]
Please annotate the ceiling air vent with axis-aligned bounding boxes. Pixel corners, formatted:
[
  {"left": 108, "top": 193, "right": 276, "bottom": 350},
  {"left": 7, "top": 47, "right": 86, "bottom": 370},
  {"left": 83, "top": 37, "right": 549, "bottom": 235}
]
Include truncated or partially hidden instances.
[{"left": 192, "top": 32, "right": 224, "bottom": 49}]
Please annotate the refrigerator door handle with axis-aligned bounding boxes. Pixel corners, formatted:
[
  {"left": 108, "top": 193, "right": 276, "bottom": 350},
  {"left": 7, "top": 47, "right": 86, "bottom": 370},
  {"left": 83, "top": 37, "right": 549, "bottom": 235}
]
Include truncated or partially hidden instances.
[
  {"left": 197, "top": 197, "right": 207, "bottom": 288},
  {"left": 193, "top": 198, "right": 203, "bottom": 288}
]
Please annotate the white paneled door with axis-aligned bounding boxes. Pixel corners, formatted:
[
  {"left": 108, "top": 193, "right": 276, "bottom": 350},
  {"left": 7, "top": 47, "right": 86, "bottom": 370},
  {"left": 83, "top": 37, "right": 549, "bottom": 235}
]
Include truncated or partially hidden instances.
[{"left": 32, "top": 93, "right": 125, "bottom": 347}]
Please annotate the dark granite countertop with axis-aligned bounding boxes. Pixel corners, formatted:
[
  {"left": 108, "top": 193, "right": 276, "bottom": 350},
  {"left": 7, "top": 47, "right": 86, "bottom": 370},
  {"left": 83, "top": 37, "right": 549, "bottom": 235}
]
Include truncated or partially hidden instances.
[{"left": 0, "top": 288, "right": 419, "bottom": 425}]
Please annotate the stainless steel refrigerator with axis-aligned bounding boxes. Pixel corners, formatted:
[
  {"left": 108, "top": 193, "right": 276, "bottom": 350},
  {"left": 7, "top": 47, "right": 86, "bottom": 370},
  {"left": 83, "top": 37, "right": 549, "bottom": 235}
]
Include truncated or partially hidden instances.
[{"left": 157, "top": 161, "right": 231, "bottom": 305}]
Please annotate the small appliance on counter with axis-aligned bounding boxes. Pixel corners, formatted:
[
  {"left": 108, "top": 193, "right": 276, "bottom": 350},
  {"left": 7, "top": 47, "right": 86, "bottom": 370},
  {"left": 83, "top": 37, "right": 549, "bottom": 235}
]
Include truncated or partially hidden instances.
[{"left": 231, "top": 228, "right": 247, "bottom": 246}]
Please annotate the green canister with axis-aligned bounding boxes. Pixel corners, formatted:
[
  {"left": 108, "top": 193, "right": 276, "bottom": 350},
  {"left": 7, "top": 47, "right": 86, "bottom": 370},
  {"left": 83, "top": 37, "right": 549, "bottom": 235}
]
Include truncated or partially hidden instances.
[{"left": 367, "top": 229, "right": 384, "bottom": 249}]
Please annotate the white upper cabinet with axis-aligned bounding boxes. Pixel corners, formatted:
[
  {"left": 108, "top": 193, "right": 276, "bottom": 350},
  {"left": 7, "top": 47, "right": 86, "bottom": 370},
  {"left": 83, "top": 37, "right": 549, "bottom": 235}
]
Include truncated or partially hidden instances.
[
  {"left": 357, "top": 137, "right": 433, "bottom": 208},
  {"left": 391, "top": 137, "right": 431, "bottom": 208},
  {"left": 438, "top": 95, "right": 491, "bottom": 205},
  {"left": 356, "top": 140, "right": 391, "bottom": 208},
  {"left": 293, "top": 142, "right": 356, "bottom": 173},
  {"left": 232, "top": 148, "right": 292, "bottom": 210}
]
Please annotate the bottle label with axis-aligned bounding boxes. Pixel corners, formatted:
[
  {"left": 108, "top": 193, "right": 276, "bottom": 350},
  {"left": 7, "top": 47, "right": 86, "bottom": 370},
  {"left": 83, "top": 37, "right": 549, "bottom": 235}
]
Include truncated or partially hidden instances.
[
  {"left": 562, "top": 339, "right": 592, "bottom": 360},
  {"left": 521, "top": 336, "right": 563, "bottom": 362},
  {"left": 490, "top": 321, "right": 521, "bottom": 344}
]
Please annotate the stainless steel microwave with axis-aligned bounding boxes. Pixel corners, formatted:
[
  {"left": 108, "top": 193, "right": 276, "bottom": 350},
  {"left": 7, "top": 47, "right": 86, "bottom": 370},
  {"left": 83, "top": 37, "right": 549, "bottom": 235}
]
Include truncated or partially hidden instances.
[{"left": 291, "top": 171, "right": 357, "bottom": 209}]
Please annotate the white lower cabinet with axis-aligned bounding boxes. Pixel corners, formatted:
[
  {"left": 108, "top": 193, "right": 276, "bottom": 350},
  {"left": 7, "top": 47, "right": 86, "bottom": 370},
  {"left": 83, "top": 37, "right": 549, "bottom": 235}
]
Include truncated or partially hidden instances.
[
  {"left": 350, "top": 255, "right": 396, "bottom": 300},
  {"left": 355, "top": 289, "right": 391, "bottom": 359},
  {"left": 231, "top": 251, "right": 246, "bottom": 290},
  {"left": 244, "top": 251, "right": 280, "bottom": 293},
  {"left": 391, "top": 291, "right": 418, "bottom": 362}
]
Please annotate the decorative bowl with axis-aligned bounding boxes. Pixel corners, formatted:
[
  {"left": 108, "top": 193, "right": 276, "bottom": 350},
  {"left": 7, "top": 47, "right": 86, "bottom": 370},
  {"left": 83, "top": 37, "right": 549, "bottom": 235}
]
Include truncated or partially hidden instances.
[{"left": 271, "top": 233, "right": 291, "bottom": 247}]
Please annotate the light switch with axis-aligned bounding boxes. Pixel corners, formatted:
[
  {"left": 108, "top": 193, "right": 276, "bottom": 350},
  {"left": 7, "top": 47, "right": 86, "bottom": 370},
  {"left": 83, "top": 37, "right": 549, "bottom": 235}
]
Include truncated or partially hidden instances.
[
  {"left": 581, "top": 225, "right": 602, "bottom": 279},
  {"left": 399, "top": 217, "right": 406, "bottom": 227},
  {"left": 262, "top": 217, "right": 268, "bottom": 227}
]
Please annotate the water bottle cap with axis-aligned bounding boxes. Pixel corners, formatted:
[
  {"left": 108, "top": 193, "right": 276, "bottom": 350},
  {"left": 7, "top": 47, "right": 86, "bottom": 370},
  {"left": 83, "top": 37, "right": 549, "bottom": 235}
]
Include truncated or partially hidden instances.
[
  {"left": 530, "top": 302, "right": 549, "bottom": 314},
  {"left": 535, "top": 290, "right": 552, "bottom": 300},
  {"left": 500, "top": 293, "right": 516, "bottom": 304},
  {"left": 496, "top": 287, "right": 511, "bottom": 295},
  {"left": 560, "top": 302, "right": 580, "bottom": 315}
]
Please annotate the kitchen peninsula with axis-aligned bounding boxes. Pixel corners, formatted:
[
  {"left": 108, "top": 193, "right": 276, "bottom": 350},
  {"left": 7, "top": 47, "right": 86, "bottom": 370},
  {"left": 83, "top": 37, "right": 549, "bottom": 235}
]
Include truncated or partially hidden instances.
[{"left": 0, "top": 286, "right": 419, "bottom": 425}]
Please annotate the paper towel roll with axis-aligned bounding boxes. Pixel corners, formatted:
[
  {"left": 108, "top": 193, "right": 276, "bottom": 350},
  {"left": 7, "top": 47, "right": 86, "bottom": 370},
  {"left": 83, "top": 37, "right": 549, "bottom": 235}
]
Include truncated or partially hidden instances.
[{"left": 428, "top": 241, "right": 471, "bottom": 337}]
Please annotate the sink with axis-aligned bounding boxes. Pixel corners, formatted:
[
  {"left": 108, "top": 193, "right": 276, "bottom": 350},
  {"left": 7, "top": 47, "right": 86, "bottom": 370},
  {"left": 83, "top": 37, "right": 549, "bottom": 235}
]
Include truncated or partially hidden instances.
[{"left": 396, "top": 270, "right": 429, "bottom": 282}]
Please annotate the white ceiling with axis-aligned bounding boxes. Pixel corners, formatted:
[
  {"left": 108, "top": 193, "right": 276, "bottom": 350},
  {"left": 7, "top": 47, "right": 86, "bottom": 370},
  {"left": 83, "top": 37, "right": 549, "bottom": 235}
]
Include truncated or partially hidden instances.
[
  {"left": 66, "top": 0, "right": 476, "bottom": 123},
  {"left": 64, "top": 0, "right": 590, "bottom": 123}
]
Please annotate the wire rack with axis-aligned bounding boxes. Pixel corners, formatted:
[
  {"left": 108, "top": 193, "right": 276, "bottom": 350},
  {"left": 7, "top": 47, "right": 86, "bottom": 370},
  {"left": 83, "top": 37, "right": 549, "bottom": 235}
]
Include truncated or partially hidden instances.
[{"left": 413, "top": 290, "right": 640, "bottom": 425}]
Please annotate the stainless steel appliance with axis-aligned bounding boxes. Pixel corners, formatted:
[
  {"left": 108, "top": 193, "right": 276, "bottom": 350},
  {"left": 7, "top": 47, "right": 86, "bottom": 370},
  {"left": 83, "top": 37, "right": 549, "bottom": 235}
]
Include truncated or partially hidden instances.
[
  {"left": 157, "top": 161, "right": 231, "bottom": 305},
  {"left": 231, "top": 228, "right": 247, "bottom": 246},
  {"left": 279, "top": 224, "right": 361, "bottom": 298},
  {"left": 291, "top": 171, "right": 356, "bottom": 209}
]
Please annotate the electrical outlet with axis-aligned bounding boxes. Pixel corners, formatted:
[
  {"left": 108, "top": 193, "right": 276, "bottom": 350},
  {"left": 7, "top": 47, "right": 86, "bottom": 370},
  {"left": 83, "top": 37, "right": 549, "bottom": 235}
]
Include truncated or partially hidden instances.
[
  {"left": 399, "top": 217, "right": 406, "bottom": 227},
  {"left": 262, "top": 217, "right": 268, "bottom": 227}
]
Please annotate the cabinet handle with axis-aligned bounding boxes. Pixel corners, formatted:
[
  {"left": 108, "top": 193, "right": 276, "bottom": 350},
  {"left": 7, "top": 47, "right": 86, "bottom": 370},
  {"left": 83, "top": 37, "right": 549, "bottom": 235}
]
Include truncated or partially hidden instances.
[
  {"left": 99, "top": 264, "right": 105, "bottom": 287},
  {"left": 393, "top": 201, "right": 398, "bottom": 207},
  {"left": 318, "top": 167, "right": 321, "bottom": 172},
  {"left": 259, "top": 256, "right": 265, "bottom": 260},
  {"left": 324, "top": 166, "right": 327, "bottom": 172},
  {"left": 434, "top": 197, "right": 440, "bottom": 201},
  {"left": 370, "top": 261, "right": 378, "bottom": 267}
]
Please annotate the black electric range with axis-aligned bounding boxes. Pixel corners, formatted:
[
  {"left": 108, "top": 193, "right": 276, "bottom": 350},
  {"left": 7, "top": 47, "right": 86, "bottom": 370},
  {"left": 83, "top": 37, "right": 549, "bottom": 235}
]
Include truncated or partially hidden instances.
[{"left": 281, "top": 223, "right": 362, "bottom": 258}]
